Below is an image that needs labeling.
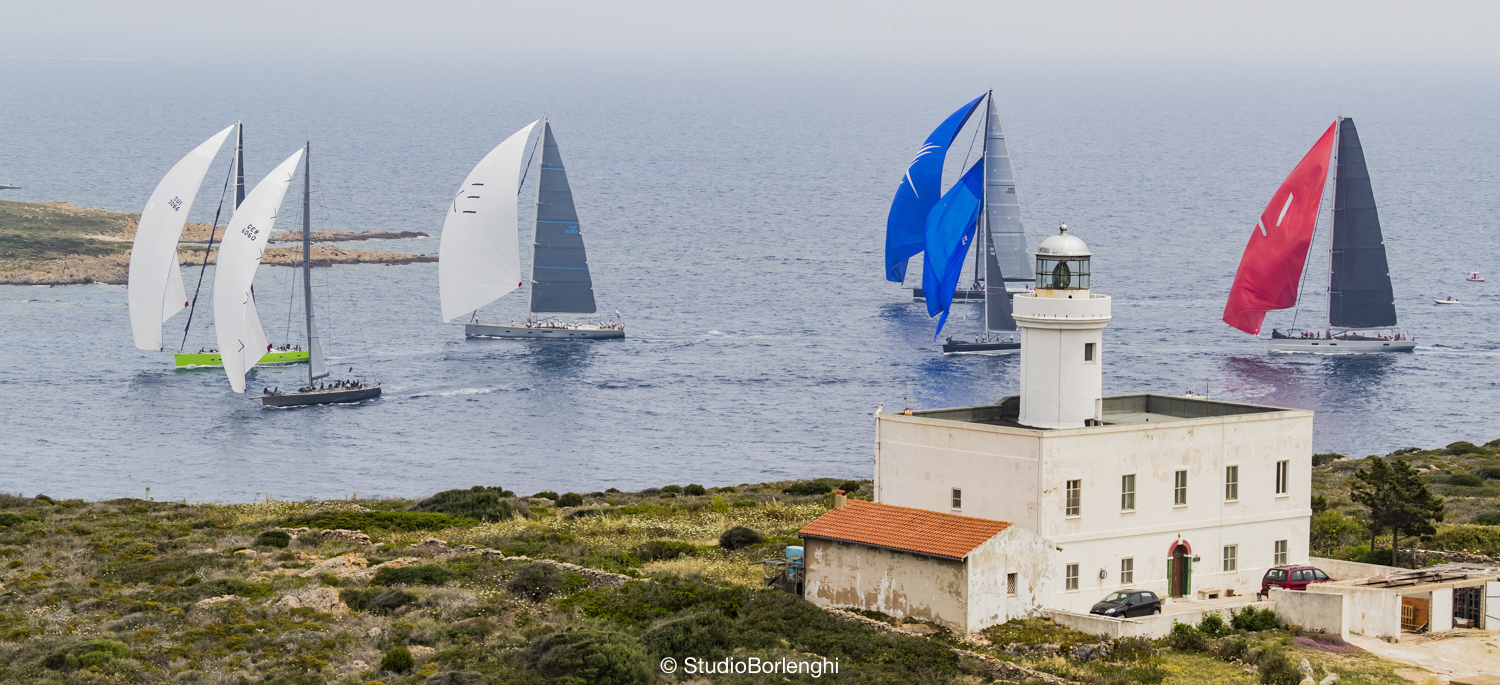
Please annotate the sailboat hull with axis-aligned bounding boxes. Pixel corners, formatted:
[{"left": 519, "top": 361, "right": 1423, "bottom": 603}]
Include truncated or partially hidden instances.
[
  {"left": 260, "top": 386, "right": 381, "bottom": 407},
  {"left": 465, "top": 323, "right": 624, "bottom": 340},
  {"left": 942, "top": 341, "right": 1021, "bottom": 355},
  {"left": 912, "top": 287, "right": 983, "bottom": 302},
  {"left": 175, "top": 350, "right": 310, "bottom": 368},
  {"left": 1267, "top": 339, "right": 1415, "bottom": 354}
]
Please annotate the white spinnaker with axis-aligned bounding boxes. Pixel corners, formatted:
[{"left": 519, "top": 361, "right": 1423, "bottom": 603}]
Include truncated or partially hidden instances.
[
  {"left": 128, "top": 124, "right": 235, "bottom": 350},
  {"left": 439, "top": 120, "right": 539, "bottom": 321},
  {"left": 214, "top": 148, "right": 304, "bottom": 393}
]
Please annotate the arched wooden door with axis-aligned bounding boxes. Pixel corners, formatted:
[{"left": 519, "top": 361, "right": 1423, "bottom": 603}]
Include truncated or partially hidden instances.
[{"left": 1168, "top": 543, "right": 1192, "bottom": 598}]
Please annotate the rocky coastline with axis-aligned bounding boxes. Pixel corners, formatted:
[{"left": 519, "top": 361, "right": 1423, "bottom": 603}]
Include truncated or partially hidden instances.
[{"left": 0, "top": 200, "right": 434, "bottom": 286}]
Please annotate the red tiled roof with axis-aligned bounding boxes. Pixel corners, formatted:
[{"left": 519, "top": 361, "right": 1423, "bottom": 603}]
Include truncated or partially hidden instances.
[{"left": 798, "top": 500, "right": 1010, "bottom": 560}]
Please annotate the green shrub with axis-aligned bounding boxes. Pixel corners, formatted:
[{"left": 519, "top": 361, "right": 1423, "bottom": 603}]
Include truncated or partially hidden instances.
[
  {"left": 1480, "top": 467, "right": 1500, "bottom": 480},
  {"left": 642, "top": 611, "right": 733, "bottom": 659},
  {"left": 1254, "top": 646, "right": 1301, "bottom": 685},
  {"left": 1196, "top": 613, "right": 1227, "bottom": 638},
  {"left": 381, "top": 646, "right": 415, "bottom": 673},
  {"left": 342, "top": 587, "right": 418, "bottom": 614},
  {"left": 1487, "top": 438, "right": 1500, "bottom": 449},
  {"left": 1451, "top": 473, "right": 1484, "bottom": 487},
  {"left": 371, "top": 563, "right": 455, "bottom": 586},
  {"left": 718, "top": 526, "right": 763, "bottom": 551},
  {"left": 42, "top": 640, "right": 132, "bottom": 670},
  {"left": 35, "top": 494, "right": 54, "bottom": 504},
  {"left": 1426, "top": 524, "right": 1500, "bottom": 556},
  {"left": 1312, "top": 453, "right": 1345, "bottom": 466},
  {"left": 605, "top": 487, "right": 621, "bottom": 493},
  {"left": 564, "top": 575, "right": 747, "bottom": 628},
  {"left": 104, "top": 553, "right": 234, "bottom": 584},
  {"left": 782, "top": 481, "right": 832, "bottom": 496},
  {"left": 509, "top": 562, "right": 565, "bottom": 601},
  {"left": 711, "top": 496, "right": 729, "bottom": 513},
  {"left": 255, "top": 530, "right": 291, "bottom": 548},
  {"left": 839, "top": 480, "right": 862, "bottom": 493},
  {"left": 731, "top": 500, "right": 758, "bottom": 508},
  {"left": 157, "top": 578, "right": 274, "bottom": 604},
  {"left": 715, "top": 486, "right": 737, "bottom": 493},
  {"left": 1448, "top": 441, "right": 1482, "bottom": 455},
  {"left": 292, "top": 510, "right": 474, "bottom": 532},
  {"left": 555, "top": 493, "right": 584, "bottom": 507},
  {"left": 0, "top": 512, "right": 26, "bottom": 527},
  {"left": 410, "top": 486, "right": 516, "bottom": 522},
  {"left": 660, "top": 485, "right": 683, "bottom": 495},
  {"left": 1165, "top": 622, "right": 1208, "bottom": 652},
  {"left": 533, "top": 491, "right": 560, "bottom": 500},
  {"left": 634, "top": 539, "right": 695, "bottom": 562},
  {"left": 529, "top": 628, "right": 652, "bottom": 685},
  {"left": 682, "top": 484, "right": 707, "bottom": 496},
  {"left": 1216, "top": 636, "right": 1250, "bottom": 661},
  {"left": 1475, "top": 513, "right": 1500, "bottom": 526},
  {"left": 1230, "top": 606, "right": 1282, "bottom": 632}
]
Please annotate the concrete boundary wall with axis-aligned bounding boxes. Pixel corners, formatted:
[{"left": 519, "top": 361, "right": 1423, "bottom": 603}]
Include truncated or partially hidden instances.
[
  {"left": 1307, "top": 584, "right": 1402, "bottom": 639},
  {"left": 1310, "top": 556, "right": 1403, "bottom": 581},
  {"left": 1044, "top": 603, "right": 1255, "bottom": 639},
  {"left": 1269, "top": 588, "right": 1348, "bottom": 640}
]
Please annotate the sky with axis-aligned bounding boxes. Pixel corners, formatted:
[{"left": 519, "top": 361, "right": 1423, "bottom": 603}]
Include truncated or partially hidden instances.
[{"left": 2, "top": 0, "right": 1498, "bottom": 70}]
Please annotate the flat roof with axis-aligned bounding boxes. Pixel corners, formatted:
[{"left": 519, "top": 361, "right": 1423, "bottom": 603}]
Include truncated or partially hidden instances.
[{"left": 906, "top": 394, "right": 1296, "bottom": 431}]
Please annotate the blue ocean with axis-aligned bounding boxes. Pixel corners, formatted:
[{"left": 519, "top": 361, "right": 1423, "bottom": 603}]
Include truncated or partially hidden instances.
[{"left": 1, "top": 60, "right": 1495, "bottom": 502}]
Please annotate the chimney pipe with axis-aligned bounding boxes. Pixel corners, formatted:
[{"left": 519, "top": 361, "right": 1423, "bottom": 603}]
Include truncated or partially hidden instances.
[{"left": 833, "top": 490, "right": 847, "bottom": 509}]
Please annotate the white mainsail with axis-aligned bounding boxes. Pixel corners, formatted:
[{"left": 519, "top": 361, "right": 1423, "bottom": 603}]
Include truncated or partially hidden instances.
[
  {"left": 128, "top": 124, "right": 235, "bottom": 351},
  {"left": 439, "top": 120, "right": 540, "bottom": 322},
  {"left": 214, "top": 148, "right": 304, "bottom": 393}
]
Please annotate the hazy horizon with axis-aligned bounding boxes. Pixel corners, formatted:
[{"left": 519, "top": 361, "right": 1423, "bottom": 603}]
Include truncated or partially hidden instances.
[{"left": 3, "top": 0, "right": 1499, "bottom": 71}]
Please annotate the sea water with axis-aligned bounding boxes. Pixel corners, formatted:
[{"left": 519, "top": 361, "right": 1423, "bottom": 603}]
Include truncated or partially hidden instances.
[{"left": 0, "top": 60, "right": 1496, "bottom": 501}]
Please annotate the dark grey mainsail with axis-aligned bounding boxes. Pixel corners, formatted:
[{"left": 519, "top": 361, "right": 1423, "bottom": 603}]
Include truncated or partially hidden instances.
[
  {"left": 983, "top": 92, "right": 1030, "bottom": 283},
  {"left": 983, "top": 219, "right": 1017, "bottom": 331},
  {"left": 1328, "top": 118, "right": 1397, "bottom": 329},
  {"left": 529, "top": 122, "right": 597, "bottom": 315}
]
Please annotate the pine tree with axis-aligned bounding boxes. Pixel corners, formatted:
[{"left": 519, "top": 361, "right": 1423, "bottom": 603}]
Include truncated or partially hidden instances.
[{"left": 1350, "top": 457, "right": 1444, "bottom": 567}]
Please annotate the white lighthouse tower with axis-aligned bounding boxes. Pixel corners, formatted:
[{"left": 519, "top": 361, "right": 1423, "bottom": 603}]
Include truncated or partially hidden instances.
[{"left": 1014, "top": 225, "right": 1112, "bottom": 429}]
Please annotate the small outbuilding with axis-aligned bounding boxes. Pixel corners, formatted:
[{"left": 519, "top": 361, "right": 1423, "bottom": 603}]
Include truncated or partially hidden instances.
[{"left": 798, "top": 494, "right": 1055, "bottom": 633}]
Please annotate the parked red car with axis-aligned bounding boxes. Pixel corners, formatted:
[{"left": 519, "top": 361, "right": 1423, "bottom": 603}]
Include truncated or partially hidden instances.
[{"left": 1261, "top": 565, "right": 1334, "bottom": 596}]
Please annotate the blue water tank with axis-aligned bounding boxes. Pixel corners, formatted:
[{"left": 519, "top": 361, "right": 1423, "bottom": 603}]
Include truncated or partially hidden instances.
[{"left": 786, "top": 545, "right": 804, "bottom": 558}]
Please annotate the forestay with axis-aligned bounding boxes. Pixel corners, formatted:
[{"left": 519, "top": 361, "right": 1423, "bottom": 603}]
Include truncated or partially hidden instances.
[
  {"left": 439, "top": 121, "right": 540, "bottom": 321},
  {"left": 530, "top": 122, "right": 597, "bottom": 315},
  {"left": 214, "top": 148, "right": 304, "bottom": 393},
  {"left": 128, "top": 124, "right": 235, "bottom": 351},
  {"left": 1328, "top": 118, "right": 1398, "bottom": 329}
]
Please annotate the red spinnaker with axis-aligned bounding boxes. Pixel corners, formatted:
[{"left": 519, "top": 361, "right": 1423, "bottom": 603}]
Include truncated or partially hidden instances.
[{"left": 1223, "top": 122, "right": 1337, "bottom": 335}]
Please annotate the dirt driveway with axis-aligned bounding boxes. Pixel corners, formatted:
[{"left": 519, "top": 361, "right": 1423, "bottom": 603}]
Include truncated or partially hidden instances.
[{"left": 1348, "top": 630, "right": 1500, "bottom": 682}]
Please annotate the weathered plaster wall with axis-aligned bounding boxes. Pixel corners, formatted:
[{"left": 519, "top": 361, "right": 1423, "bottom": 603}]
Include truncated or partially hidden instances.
[
  {"left": 1308, "top": 584, "right": 1402, "bottom": 639},
  {"left": 1270, "top": 588, "right": 1348, "bottom": 639},
  {"left": 965, "top": 526, "right": 1055, "bottom": 631},
  {"left": 874, "top": 415, "right": 1042, "bottom": 531},
  {"left": 802, "top": 538, "right": 969, "bottom": 632}
]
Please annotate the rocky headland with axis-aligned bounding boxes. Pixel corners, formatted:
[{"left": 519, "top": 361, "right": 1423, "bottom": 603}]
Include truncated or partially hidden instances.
[{"left": 0, "top": 200, "right": 434, "bottom": 286}]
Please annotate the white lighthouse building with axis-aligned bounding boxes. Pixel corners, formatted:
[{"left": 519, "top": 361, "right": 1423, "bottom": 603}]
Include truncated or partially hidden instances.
[
  {"left": 1014, "top": 225, "right": 1110, "bottom": 429},
  {"left": 870, "top": 225, "right": 1314, "bottom": 615}
]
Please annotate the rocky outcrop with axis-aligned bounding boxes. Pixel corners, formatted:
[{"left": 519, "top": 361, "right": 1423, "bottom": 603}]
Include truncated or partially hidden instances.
[
  {"left": 275, "top": 586, "right": 349, "bottom": 614},
  {"left": 299, "top": 553, "right": 370, "bottom": 579},
  {"left": 194, "top": 595, "right": 244, "bottom": 609}
]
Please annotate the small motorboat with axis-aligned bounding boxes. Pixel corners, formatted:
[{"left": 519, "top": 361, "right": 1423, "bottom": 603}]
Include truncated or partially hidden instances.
[
  {"left": 1467, "top": 272, "right": 1485, "bottom": 282},
  {"left": 1435, "top": 296, "right": 1461, "bottom": 305}
]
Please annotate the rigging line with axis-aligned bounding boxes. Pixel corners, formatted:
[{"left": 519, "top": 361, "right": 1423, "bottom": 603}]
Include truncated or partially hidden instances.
[
  {"left": 179, "top": 150, "right": 238, "bottom": 352},
  {"left": 516, "top": 122, "right": 543, "bottom": 197}
]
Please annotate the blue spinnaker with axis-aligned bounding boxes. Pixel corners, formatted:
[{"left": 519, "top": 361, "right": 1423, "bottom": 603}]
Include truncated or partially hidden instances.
[
  {"left": 885, "top": 94, "right": 985, "bottom": 283},
  {"left": 922, "top": 159, "right": 985, "bottom": 338}
]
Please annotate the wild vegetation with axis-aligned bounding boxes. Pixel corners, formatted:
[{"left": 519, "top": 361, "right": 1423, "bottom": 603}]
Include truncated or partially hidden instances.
[
  {"left": 0, "top": 466, "right": 1449, "bottom": 684},
  {"left": 1312, "top": 437, "right": 1500, "bottom": 565}
]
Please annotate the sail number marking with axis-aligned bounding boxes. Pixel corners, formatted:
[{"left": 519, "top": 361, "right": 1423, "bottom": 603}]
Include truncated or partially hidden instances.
[
  {"left": 168, "top": 196, "right": 183, "bottom": 211},
  {"left": 242, "top": 224, "right": 260, "bottom": 241}
]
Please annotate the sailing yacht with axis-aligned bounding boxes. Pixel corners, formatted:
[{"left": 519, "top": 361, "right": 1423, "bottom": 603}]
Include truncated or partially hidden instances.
[
  {"left": 944, "top": 92, "right": 1029, "bottom": 354},
  {"left": 126, "top": 123, "right": 309, "bottom": 368},
  {"left": 1224, "top": 118, "right": 1416, "bottom": 354},
  {"left": 439, "top": 119, "right": 623, "bottom": 339},
  {"left": 213, "top": 142, "right": 379, "bottom": 407}
]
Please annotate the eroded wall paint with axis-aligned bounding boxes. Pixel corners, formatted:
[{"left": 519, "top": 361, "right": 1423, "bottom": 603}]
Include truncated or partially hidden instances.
[{"left": 803, "top": 538, "right": 969, "bottom": 631}]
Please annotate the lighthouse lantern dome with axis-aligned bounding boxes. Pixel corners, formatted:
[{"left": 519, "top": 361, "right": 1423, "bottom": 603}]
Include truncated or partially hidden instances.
[{"left": 1035, "top": 224, "right": 1091, "bottom": 291}]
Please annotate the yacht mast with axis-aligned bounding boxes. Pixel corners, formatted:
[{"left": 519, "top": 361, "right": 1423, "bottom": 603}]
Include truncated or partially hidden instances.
[
  {"left": 1323, "top": 119, "right": 1341, "bottom": 331},
  {"left": 235, "top": 123, "right": 246, "bottom": 208},
  {"left": 981, "top": 93, "right": 991, "bottom": 334},
  {"left": 302, "top": 142, "right": 319, "bottom": 386}
]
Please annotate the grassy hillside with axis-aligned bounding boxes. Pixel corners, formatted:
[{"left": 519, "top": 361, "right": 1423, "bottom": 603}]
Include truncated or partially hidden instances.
[
  {"left": 0, "top": 200, "right": 138, "bottom": 262},
  {"left": 1312, "top": 437, "right": 1500, "bottom": 560},
  {"left": 0, "top": 478, "right": 1425, "bottom": 684}
]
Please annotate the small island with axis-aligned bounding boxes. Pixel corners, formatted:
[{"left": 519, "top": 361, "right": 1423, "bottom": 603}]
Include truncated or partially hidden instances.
[{"left": 0, "top": 200, "right": 435, "bottom": 286}]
